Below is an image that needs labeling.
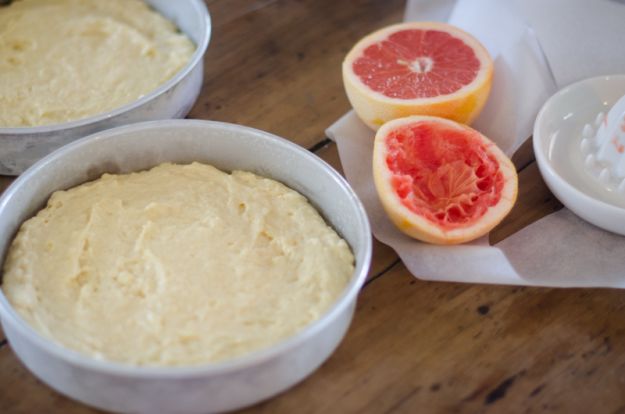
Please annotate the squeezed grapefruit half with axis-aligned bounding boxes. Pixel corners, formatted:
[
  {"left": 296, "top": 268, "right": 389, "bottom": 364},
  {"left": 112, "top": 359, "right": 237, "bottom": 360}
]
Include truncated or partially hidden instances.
[
  {"left": 373, "top": 116, "right": 517, "bottom": 245},
  {"left": 343, "top": 22, "right": 493, "bottom": 130}
]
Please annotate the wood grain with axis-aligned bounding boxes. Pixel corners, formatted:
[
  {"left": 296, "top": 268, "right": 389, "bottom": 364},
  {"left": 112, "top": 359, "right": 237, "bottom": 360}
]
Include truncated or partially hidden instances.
[
  {"left": 188, "top": 0, "right": 405, "bottom": 149},
  {"left": 242, "top": 265, "right": 625, "bottom": 414}
]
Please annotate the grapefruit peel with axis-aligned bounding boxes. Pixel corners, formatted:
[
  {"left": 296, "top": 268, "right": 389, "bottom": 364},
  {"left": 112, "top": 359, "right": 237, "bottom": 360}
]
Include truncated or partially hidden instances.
[
  {"left": 372, "top": 116, "right": 518, "bottom": 245},
  {"left": 343, "top": 22, "right": 493, "bottom": 130}
]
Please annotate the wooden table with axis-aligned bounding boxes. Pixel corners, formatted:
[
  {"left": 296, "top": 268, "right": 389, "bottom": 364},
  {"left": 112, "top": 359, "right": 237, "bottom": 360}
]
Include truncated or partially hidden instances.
[{"left": 2, "top": 1, "right": 625, "bottom": 413}]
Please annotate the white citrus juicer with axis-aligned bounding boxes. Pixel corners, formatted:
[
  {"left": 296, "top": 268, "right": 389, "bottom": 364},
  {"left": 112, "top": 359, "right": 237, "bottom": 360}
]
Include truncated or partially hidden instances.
[{"left": 581, "top": 93, "right": 625, "bottom": 193}]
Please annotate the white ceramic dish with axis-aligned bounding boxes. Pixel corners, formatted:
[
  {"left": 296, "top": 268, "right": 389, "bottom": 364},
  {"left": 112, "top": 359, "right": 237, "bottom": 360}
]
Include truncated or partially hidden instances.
[
  {"left": 0, "top": 120, "right": 372, "bottom": 414},
  {"left": 0, "top": 0, "right": 211, "bottom": 176},
  {"left": 533, "top": 74, "right": 625, "bottom": 236}
]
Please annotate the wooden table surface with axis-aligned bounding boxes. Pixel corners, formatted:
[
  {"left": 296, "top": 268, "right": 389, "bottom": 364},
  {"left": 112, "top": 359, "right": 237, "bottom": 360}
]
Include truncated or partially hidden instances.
[{"left": 2, "top": 1, "right": 625, "bottom": 413}]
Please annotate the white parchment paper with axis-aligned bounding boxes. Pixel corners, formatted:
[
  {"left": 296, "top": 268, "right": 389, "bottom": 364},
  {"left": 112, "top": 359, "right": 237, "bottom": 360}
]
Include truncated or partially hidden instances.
[{"left": 327, "top": 0, "right": 625, "bottom": 287}]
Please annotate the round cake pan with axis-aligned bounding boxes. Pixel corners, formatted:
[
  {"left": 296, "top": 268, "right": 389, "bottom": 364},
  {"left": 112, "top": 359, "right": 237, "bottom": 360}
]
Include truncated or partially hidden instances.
[
  {"left": 0, "top": 0, "right": 211, "bottom": 176},
  {"left": 0, "top": 120, "right": 372, "bottom": 414}
]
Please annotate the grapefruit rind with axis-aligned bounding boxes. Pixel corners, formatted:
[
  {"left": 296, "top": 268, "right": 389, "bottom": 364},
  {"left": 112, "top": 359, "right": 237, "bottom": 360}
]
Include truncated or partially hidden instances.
[
  {"left": 372, "top": 116, "right": 517, "bottom": 245},
  {"left": 343, "top": 22, "right": 493, "bottom": 130}
]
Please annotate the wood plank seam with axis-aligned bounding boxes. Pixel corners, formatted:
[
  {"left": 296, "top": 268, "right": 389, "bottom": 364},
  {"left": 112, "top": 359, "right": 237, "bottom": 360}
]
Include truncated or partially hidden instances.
[
  {"left": 364, "top": 259, "right": 401, "bottom": 288},
  {"left": 308, "top": 138, "right": 331, "bottom": 153},
  {"left": 516, "top": 158, "right": 535, "bottom": 174}
]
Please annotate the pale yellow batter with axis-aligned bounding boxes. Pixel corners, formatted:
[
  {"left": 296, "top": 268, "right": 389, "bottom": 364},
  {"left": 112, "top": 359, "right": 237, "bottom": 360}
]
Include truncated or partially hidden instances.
[
  {"left": 0, "top": 0, "right": 195, "bottom": 127},
  {"left": 2, "top": 163, "right": 354, "bottom": 366}
]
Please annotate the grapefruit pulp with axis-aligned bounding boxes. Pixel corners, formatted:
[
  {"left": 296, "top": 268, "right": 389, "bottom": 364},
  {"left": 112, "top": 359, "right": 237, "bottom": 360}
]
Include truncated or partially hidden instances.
[
  {"left": 373, "top": 116, "right": 517, "bottom": 245},
  {"left": 343, "top": 22, "right": 493, "bottom": 130}
]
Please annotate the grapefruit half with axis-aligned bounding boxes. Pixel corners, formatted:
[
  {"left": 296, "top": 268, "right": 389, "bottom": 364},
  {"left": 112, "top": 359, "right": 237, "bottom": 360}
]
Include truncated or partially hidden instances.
[
  {"left": 343, "top": 22, "right": 493, "bottom": 130},
  {"left": 373, "top": 116, "right": 517, "bottom": 245}
]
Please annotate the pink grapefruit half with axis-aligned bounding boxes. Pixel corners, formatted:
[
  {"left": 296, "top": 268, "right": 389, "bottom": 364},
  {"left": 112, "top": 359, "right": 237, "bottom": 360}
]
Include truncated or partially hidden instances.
[
  {"left": 343, "top": 22, "right": 493, "bottom": 130},
  {"left": 373, "top": 116, "right": 517, "bottom": 245}
]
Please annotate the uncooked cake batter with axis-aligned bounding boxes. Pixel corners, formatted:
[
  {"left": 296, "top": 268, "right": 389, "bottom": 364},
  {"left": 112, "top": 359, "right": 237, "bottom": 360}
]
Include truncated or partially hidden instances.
[
  {"left": 2, "top": 163, "right": 354, "bottom": 366},
  {"left": 0, "top": 0, "right": 195, "bottom": 127}
]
